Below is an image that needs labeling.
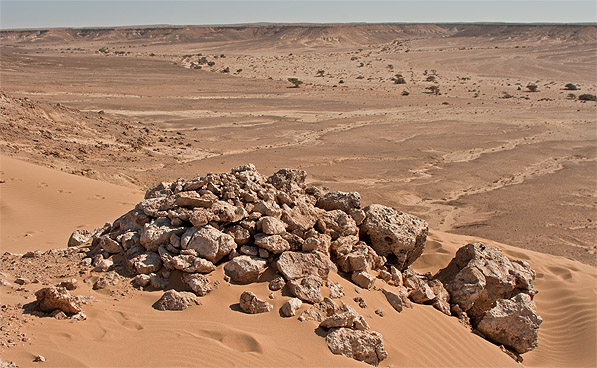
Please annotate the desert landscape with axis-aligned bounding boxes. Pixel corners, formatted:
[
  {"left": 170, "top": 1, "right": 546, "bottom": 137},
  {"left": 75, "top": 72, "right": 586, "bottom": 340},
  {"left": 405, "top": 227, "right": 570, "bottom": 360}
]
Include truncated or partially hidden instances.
[{"left": 0, "top": 23, "right": 596, "bottom": 367}]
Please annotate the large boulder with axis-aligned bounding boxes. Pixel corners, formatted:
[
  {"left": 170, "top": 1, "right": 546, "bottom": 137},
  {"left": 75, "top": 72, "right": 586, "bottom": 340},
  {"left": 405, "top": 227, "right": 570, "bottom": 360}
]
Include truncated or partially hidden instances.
[
  {"left": 224, "top": 255, "right": 267, "bottom": 283},
  {"left": 360, "top": 204, "right": 428, "bottom": 270},
  {"left": 35, "top": 287, "right": 82, "bottom": 315},
  {"left": 181, "top": 225, "right": 236, "bottom": 263},
  {"left": 276, "top": 251, "right": 331, "bottom": 280},
  {"left": 153, "top": 290, "right": 200, "bottom": 311},
  {"left": 477, "top": 293, "right": 542, "bottom": 354},
  {"left": 435, "top": 242, "right": 535, "bottom": 322},
  {"left": 239, "top": 291, "right": 273, "bottom": 314},
  {"left": 326, "top": 328, "right": 387, "bottom": 366}
]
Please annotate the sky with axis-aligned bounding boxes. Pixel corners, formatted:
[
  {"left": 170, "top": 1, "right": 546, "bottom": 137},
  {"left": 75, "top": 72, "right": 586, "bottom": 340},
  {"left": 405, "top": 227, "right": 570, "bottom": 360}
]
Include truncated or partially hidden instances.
[{"left": 1, "top": 1, "right": 596, "bottom": 29}]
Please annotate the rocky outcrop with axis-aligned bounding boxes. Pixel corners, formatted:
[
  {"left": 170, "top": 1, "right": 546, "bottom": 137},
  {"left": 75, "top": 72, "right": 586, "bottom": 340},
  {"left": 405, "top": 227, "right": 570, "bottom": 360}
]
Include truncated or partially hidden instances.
[
  {"left": 435, "top": 242, "right": 538, "bottom": 322},
  {"left": 67, "top": 165, "right": 541, "bottom": 363},
  {"left": 435, "top": 242, "right": 541, "bottom": 353},
  {"left": 224, "top": 255, "right": 266, "bottom": 283}
]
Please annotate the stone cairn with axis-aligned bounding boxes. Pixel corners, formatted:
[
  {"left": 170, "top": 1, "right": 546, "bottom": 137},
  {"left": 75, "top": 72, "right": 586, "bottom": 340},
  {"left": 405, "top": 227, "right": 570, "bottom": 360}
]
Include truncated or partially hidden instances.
[{"left": 62, "top": 164, "right": 541, "bottom": 365}]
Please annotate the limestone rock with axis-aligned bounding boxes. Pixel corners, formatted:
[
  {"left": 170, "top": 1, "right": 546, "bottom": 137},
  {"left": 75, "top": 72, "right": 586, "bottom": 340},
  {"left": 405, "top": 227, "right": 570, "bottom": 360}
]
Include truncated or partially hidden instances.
[
  {"left": 166, "top": 254, "right": 216, "bottom": 273},
  {"left": 268, "top": 168, "right": 306, "bottom": 193},
  {"left": 280, "top": 298, "right": 303, "bottom": 317},
  {"left": 352, "top": 271, "right": 376, "bottom": 289},
  {"left": 97, "top": 235, "right": 122, "bottom": 254},
  {"left": 35, "top": 287, "right": 82, "bottom": 315},
  {"left": 477, "top": 293, "right": 542, "bottom": 354},
  {"left": 93, "top": 271, "right": 119, "bottom": 290},
  {"left": 360, "top": 204, "right": 428, "bottom": 270},
  {"left": 268, "top": 276, "right": 286, "bottom": 291},
  {"left": 260, "top": 216, "right": 287, "bottom": 235},
  {"left": 254, "top": 233, "right": 290, "bottom": 254},
  {"left": 276, "top": 251, "right": 331, "bottom": 280},
  {"left": 328, "top": 282, "right": 345, "bottom": 299},
  {"left": 153, "top": 290, "right": 200, "bottom": 311},
  {"left": 224, "top": 255, "right": 267, "bottom": 283},
  {"left": 140, "top": 218, "right": 186, "bottom": 252},
  {"left": 181, "top": 225, "right": 236, "bottom": 263},
  {"left": 288, "top": 275, "right": 323, "bottom": 304},
  {"left": 428, "top": 279, "right": 451, "bottom": 315},
  {"left": 68, "top": 229, "right": 91, "bottom": 247},
  {"left": 320, "top": 308, "right": 369, "bottom": 331},
  {"left": 224, "top": 225, "right": 251, "bottom": 246},
  {"left": 239, "top": 291, "right": 273, "bottom": 314},
  {"left": 382, "top": 289, "right": 404, "bottom": 313},
  {"left": 326, "top": 328, "right": 387, "bottom": 366},
  {"left": 315, "top": 210, "right": 358, "bottom": 240},
  {"left": 316, "top": 191, "right": 361, "bottom": 213},
  {"left": 130, "top": 252, "right": 162, "bottom": 274},
  {"left": 57, "top": 279, "right": 78, "bottom": 290},
  {"left": 182, "top": 273, "right": 219, "bottom": 296},
  {"left": 435, "top": 242, "right": 532, "bottom": 322}
]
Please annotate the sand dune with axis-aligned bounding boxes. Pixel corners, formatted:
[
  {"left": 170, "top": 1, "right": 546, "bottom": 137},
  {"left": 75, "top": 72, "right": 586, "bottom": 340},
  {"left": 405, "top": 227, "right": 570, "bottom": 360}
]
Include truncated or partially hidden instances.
[
  {"left": 0, "top": 155, "right": 143, "bottom": 253},
  {"left": 0, "top": 158, "right": 595, "bottom": 367}
]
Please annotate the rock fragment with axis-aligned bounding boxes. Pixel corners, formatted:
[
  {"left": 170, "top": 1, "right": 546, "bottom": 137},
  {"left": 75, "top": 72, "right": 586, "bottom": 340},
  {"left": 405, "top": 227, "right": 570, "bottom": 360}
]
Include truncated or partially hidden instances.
[
  {"left": 280, "top": 298, "right": 303, "bottom": 317},
  {"left": 326, "top": 328, "right": 387, "bottom": 366},
  {"left": 153, "top": 290, "right": 200, "bottom": 311},
  {"left": 239, "top": 291, "right": 273, "bottom": 314}
]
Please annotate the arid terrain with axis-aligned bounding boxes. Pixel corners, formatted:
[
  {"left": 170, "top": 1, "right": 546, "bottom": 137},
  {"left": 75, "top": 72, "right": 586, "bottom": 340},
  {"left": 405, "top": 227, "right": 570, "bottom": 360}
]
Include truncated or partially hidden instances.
[{"left": 0, "top": 23, "right": 596, "bottom": 367}]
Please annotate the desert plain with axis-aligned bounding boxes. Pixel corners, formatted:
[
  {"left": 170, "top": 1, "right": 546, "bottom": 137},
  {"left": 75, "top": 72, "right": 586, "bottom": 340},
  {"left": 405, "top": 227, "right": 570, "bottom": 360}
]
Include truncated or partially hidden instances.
[{"left": 0, "top": 23, "right": 596, "bottom": 367}]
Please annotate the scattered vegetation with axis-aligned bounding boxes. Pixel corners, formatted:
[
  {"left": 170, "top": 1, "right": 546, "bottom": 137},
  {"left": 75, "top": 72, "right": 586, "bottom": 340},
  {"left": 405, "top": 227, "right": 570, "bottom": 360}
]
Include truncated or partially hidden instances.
[
  {"left": 578, "top": 94, "right": 597, "bottom": 101},
  {"left": 526, "top": 84, "right": 538, "bottom": 92},
  {"left": 287, "top": 78, "right": 303, "bottom": 88},
  {"left": 316, "top": 70, "right": 325, "bottom": 77},
  {"left": 426, "top": 85, "right": 441, "bottom": 95},
  {"left": 567, "top": 93, "right": 577, "bottom": 100},
  {"left": 401, "top": 90, "right": 410, "bottom": 96},
  {"left": 391, "top": 74, "right": 406, "bottom": 84},
  {"left": 426, "top": 76, "right": 436, "bottom": 82},
  {"left": 564, "top": 83, "right": 578, "bottom": 91}
]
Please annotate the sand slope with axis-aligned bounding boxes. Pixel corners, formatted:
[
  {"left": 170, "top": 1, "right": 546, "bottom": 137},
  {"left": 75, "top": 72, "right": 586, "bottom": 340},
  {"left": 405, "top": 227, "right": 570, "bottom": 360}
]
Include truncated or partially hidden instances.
[
  {"left": 0, "top": 159, "right": 595, "bottom": 367},
  {"left": 0, "top": 155, "right": 143, "bottom": 253}
]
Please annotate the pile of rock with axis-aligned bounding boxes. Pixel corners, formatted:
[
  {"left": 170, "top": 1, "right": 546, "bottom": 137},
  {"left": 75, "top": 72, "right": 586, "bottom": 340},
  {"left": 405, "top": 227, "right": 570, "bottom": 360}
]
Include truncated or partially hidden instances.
[{"left": 69, "top": 164, "right": 541, "bottom": 365}]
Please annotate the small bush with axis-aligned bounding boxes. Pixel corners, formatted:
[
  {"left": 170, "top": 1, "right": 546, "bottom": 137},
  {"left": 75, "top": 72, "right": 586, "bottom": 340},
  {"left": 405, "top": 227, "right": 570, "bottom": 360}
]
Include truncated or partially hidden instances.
[
  {"left": 426, "top": 76, "right": 436, "bottom": 82},
  {"left": 401, "top": 90, "right": 410, "bottom": 96},
  {"left": 288, "top": 78, "right": 303, "bottom": 88},
  {"left": 316, "top": 70, "right": 325, "bottom": 77},
  {"left": 526, "top": 84, "right": 538, "bottom": 92},
  {"left": 567, "top": 93, "right": 576, "bottom": 100},
  {"left": 564, "top": 83, "right": 578, "bottom": 91},
  {"left": 426, "top": 85, "right": 440, "bottom": 95},
  {"left": 221, "top": 67, "right": 230, "bottom": 73},
  {"left": 207, "top": 61, "right": 215, "bottom": 67},
  {"left": 392, "top": 74, "right": 406, "bottom": 84},
  {"left": 578, "top": 94, "right": 597, "bottom": 101}
]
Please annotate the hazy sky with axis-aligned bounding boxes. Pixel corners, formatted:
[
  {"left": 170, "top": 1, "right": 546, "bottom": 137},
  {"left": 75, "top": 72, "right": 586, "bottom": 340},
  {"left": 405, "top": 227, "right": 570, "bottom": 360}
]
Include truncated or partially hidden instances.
[{"left": 1, "top": 1, "right": 596, "bottom": 29}]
